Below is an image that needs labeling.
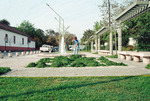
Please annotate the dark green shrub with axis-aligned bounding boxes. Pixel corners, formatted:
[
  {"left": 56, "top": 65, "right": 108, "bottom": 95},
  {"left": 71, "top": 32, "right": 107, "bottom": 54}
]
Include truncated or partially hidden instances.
[
  {"left": 36, "top": 62, "right": 47, "bottom": 68},
  {"left": 37, "top": 58, "right": 53, "bottom": 64},
  {"left": 98, "top": 56, "right": 127, "bottom": 66},
  {"left": 145, "top": 64, "right": 150, "bottom": 69},
  {"left": 106, "top": 55, "right": 118, "bottom": 58},
  {"left": 69, "top": 55, "right": 82, "bottom": 61},
  {"left": 51, "top": 56, "right": 71, "bottom": 67},
  {"left": 51, "top": 61, "right": 64, "bottom": 67},
  {"left": 26, "top": 62, "right": 36, "bottom": 67},
  {"left": 0, "top": 67, "right": 11, "bottom": 75},
  {"left": 70, "top": 61, "right": 86, "bottom": 67},
  {"left": 70, "top": 57, "right": 105, "bottom": 67}
]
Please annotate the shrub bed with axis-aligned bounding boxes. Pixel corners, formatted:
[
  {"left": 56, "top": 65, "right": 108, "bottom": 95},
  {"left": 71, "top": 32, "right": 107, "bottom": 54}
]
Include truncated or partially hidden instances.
[
  {"left": 106, "top": 55, "right": 118, "bottom": 58},
  {"left": 0, "top": 67, "right": 11, "bottom": 75},
  {"left": 98, "top": 56, "right": 127, "bottom": 66},
  {"left": 145, "top": 64, "right": 150, "bottom": 69},
  {"left": 26, "top": 55, "right": 127, "bottom": 68}
]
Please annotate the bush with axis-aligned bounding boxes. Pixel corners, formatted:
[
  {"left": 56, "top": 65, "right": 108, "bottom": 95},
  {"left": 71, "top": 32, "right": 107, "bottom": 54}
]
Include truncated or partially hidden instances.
[
  {"left": 26, "top": 62, "right": 36, "bottom": 67},
  {"left": 106, "top": 55, "right": 118, "bottom": 58},
  {"left": 37, "top": 58, "right": 53, "bottom": 64},
  {"left": 70, "top": 60, "right": 86, "bottom": 67},
  {"left": 0, "top": 67, "right": 11, "bottom": 75},
  {"left": 70, "top": 57, "right": 105, "bottom": 67},
  {"left": 145, "top": 64, "right": 150, "bottom": 69},
  {"left": 51, "top": 56, "right": 71, "bottom": 67},
  {"left": 36, "top": 62, "right": 47, "bottom": 68},
  {"left": 69, "top": 55, "right": 82, "bottom": 61},
  {"left": 51, "top": 61, "right": 64, "bottom": 67},
  {"left": 98, "top": 56, "right": 127, "bottom": 66}
]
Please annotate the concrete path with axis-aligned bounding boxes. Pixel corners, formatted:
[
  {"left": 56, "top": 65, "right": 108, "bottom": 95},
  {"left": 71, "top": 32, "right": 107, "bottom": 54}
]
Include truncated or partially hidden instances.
[{"left": 0, "top": 52, "right": 150, "bottom": 77}]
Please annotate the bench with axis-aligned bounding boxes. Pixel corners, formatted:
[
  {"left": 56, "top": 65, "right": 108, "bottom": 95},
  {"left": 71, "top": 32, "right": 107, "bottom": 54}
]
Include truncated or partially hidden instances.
[
  {"left": 98, "top": 50, "right": 110, "bottom": 55},
  {"left": 118, "top": 51, "right": 150, "bottom": 64}
]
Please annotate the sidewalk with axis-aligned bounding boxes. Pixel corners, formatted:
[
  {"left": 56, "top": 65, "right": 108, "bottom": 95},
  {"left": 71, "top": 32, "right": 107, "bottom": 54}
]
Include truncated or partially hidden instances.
[{"left": 0, "top": 52, "right": 150, "bottom": 77}]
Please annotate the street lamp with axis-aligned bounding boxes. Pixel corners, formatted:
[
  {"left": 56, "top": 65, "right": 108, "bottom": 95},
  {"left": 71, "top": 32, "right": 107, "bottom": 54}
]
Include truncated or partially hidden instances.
[
  {"left": 54, "top": 17, "right": 70, "bottom": 33},
  {"left": 46, "top": 3, "right": 65, "bottom": 35},
  {"left": 4, "top": 36, "right": 8, "bottom": 51}
]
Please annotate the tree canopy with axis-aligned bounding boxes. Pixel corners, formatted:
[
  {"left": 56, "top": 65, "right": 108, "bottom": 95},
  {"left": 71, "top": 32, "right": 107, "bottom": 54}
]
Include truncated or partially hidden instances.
[{"left": 0, "top": 19, "right": 10, "bottom": 26}]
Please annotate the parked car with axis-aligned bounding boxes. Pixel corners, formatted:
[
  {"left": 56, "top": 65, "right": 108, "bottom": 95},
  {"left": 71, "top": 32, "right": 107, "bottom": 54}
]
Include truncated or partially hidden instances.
[
  {"left": 54, "top": 46, "right": 59, "bottom": 52},
  {"left": 40, "top": 45, "right": 53, "bottom": 52}
]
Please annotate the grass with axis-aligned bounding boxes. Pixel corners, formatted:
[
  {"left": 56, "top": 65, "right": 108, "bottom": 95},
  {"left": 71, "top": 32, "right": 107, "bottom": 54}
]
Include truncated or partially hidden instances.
[
  {"left": 0, "top": 76, "right": 150, "bottom": 101},
  {"left": 106, "top": 55, "right": 118, "bottom": 58},
  {"left": 145, "top": 64, "right": 150, "bottom": 69},
  {"left": 0, "top": 67, "right": 11, "bottom": 75}
]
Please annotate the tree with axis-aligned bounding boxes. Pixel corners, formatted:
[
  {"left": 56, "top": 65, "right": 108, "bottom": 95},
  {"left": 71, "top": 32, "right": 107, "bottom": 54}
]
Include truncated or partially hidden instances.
[
  {"left": 17, "top": 20, "right": 36, "bottom": 38},
  {"left": 93, "top": 21, "right": 104, "bottom": 32},
  {"left": 0, "top": 19, "right": 10, "bottom": 26},
  {"left": 122, "top": 11, "right": 150, "bottom": 51},
  {"left": 17, "top": 20, "right": 46, "bottom": 49},
  {"left": 81, "top": 29, "right": 95, "bottom": 43}
]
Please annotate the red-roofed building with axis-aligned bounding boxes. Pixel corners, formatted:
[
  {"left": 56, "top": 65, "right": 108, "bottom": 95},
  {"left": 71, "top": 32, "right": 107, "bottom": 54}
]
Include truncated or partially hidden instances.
[{"left": 0, "top": 23, "right": 35, "bottom": 51}]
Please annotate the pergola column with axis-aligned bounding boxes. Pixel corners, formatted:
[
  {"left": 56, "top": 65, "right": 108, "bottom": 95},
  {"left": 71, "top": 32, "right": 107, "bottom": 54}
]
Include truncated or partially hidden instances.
[
  {"left": 117, "top": 28, "right": 122, "bottom": 52},
  {"left": 98, "top": 36, "right": 100, "bottom": 50},
  {"left": 91, "top": 40, "right": 93, "bottom": 52},
  {"left": 95, "top": 38, "right": 98, "bottom": 51},
  {"left": 110, "top": 32, "right": 113, "bottom": 55}
]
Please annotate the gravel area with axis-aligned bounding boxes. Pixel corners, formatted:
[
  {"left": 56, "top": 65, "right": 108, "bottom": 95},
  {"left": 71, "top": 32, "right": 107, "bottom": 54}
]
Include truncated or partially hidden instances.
[{"left": 0, "top": 52, "right": 150, "bottom": 77}]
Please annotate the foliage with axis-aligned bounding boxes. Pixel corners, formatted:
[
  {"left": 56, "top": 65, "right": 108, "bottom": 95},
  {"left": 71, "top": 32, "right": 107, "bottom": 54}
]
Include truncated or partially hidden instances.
[
  {"left": 98, "top": 56, "right": 127, "bottom": 66},
  {"left": 26, "top": 62, "right": 37, "bottom": 68},
  {"left": 0, "top": 19, "right": 10, "bottom": 26},
  {"left": 37, "top": 58, "right": 52, "bottom": 64},
  {"left": 69, "top": 55, "right": 82, "bottom": 61},
  {"left": 51, "top": 56, "right": 71, "bottom": 67},
  {"left": 36, "top": 62, "right": 47, "bottom": 68},
  {"left": 93, "top": 21, "right": 104, "bottom": 31},
  {"left": 123, "top": 11, "right": 150, "bottom": 51},
  {"left": 0, "top": 76, "right": 150, "bottom": 100},
  {"left": 0, "top": 67, "right": 11, "bottom": 75},
  {"left": 106, "top": 55, "right": 118, "bottom": 58},
  {"left": 81, "top": 29, "right": 95, "bottom": 43},
  {"left": 17, "top": 21, "right": 46, "bottom": 49},
  {"left": 92, "top": 52, "right": 98, "bottom": 54},
  {"left": 145, "top": 64, "right": 150, "bottom": 69},
  {"left": 70, "top": 57, "right": 105, "bottom": 67}
]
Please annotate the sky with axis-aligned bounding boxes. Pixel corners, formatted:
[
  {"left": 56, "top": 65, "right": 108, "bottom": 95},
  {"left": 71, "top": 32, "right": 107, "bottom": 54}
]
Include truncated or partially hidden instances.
[{"left": 0, "top": 0, "right": 103, "bottom": 40}]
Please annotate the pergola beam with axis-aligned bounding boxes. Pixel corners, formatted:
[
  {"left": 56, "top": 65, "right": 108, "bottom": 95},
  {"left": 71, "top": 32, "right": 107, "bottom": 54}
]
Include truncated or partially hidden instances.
[{"left": 115, "top": 1, "right": 149, "bottom": 23}]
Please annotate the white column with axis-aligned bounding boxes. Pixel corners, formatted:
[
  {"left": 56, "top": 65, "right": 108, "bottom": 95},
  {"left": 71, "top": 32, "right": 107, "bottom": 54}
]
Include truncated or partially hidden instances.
[
  {"left": 117, "top": 28, "right": 122, "bottom": 52},
  {"left": 91, "top": 40, "right": 93, "bottom": 52},
  {"left": 95, "top": 38, "right": 98, "bottom": 51},
  {"left": 98, "top": 36, "right": 100, "bottom": 50},
  {"left": 110, "top": 32, "right": 113, "bottom": 55}
]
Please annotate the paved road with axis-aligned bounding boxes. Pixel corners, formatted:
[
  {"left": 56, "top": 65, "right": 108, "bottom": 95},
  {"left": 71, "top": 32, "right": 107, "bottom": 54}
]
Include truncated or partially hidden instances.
[{"left": 0, "top": 52, "right": 150, "bottom": 77}]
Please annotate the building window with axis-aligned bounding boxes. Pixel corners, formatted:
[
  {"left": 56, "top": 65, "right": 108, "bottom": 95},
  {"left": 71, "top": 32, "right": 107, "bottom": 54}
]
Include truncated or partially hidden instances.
[
  {"left": 22, "top": 38, "right": 24, "bottom": 45},
  {"left": 14, "top": 36, "right": 16, "bottom": 44},
  {"left": 5, "top": 34, "right": 8, "bottom": 43}
]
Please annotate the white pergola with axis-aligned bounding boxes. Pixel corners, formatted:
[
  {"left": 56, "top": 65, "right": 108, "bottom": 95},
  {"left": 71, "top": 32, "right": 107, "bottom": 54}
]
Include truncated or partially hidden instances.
[
  {"left": 115, "top": 0, "right": 150, "bottom": 23},
  {"left": 95, "top": 27, "right": 110, "bottom": 51},
  {"left": 91, "top": 0, "right": 150, "bottom": 55}
]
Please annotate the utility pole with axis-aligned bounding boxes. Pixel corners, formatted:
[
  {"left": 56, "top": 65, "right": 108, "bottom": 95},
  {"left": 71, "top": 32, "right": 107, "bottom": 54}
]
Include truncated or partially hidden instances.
[
  {"left": 108, "top": 0, "right": 113, "bottom": 55},
  {"left": 108, "top": 0, "right": 111, "bottom": 27}
]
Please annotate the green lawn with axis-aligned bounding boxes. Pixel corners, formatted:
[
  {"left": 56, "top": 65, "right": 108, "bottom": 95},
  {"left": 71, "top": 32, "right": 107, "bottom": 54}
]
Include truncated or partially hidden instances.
[{"left": 0, "top": 76, "right": 150, "bottom": 101}]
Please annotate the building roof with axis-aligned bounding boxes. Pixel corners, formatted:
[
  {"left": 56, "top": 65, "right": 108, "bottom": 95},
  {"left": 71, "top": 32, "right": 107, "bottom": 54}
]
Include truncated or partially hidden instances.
[{"left": 0, "top": 23, "right": 35, "bottom": 41}]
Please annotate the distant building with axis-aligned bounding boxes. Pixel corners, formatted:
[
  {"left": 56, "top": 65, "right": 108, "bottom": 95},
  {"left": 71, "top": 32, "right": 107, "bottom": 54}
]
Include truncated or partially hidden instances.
[{"left": 0, "top": 23, "right": 35, "bottom": 51}]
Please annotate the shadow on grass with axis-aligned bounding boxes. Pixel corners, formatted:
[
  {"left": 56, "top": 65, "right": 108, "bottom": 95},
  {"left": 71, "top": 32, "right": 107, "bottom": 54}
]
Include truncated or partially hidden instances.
[{"left": 0, "top": 76, "right": 134, "bottom": 99}]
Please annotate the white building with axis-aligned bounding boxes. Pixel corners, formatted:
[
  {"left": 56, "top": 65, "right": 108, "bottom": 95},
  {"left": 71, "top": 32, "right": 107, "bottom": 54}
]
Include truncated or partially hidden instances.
[{"left": 0, "top": 23, "right": 35, "bottom": 51}]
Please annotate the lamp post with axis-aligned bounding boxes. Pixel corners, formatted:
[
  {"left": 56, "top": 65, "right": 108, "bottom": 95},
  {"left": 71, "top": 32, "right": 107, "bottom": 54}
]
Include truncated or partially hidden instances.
[
  {"left": 4, "top": 37, "right": 8, "bottom": 51},
  {"left": 46, "top": 3, "right": 65, "bottom": 35}
]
